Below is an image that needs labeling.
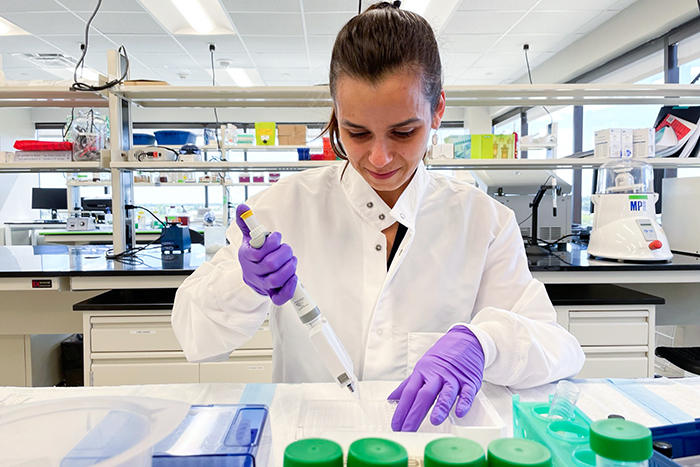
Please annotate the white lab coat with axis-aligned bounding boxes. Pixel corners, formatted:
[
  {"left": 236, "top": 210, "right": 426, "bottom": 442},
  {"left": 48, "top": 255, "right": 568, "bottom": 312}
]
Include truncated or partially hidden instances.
[{"left": 172, "top": 160, "right": 585, "bottom": 388}]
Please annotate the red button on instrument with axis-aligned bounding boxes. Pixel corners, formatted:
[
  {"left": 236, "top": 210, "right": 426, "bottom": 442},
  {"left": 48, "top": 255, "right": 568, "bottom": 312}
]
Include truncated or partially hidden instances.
[{"left": 649, "top": 240, "right": 663, "bottom": 250}]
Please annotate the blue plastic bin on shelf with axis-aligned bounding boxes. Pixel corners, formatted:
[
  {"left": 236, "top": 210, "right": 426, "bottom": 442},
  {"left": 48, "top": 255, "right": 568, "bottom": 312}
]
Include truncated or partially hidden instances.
[
  {"left": 649, "top": 419, "right": 700, "bottom": 466},
  {"left": 133, "top": 133, "right": 156, "bottom": 146},
  {"left": 154, "top": 130, "right": 197, "bottom": 145}
]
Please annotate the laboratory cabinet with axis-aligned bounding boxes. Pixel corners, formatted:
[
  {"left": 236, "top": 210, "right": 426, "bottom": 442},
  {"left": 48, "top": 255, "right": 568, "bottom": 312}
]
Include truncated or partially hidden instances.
[{"left": 82, "top": 310, "right": 273, "bottom": 386}]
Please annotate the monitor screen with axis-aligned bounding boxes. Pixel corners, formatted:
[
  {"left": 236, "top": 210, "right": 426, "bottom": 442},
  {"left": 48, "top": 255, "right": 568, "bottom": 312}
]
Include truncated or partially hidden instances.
[{"left": 31, "top": 188, "right": 68, "bottom": 211}]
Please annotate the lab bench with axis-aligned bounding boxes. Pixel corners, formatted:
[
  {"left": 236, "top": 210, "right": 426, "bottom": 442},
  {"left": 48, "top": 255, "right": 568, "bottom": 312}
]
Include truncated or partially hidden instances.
[
  {"left": 1, "top": 378, "right": 700, "bottom": 467},
  {"left": 0, "top": 243, "right": 696, "bottom": 387}
]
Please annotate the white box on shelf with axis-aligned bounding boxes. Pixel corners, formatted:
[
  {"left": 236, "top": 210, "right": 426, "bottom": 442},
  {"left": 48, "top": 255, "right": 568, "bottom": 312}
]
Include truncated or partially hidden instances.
[
  {"left": 621, "top": 128, "right": 633, "bottom": 158},
  {"left": 633, "top": 128, "right": 655, "bottom": 158},
  {"left": 594, "top": 129, "right": 622, "bottom": 158},
  {"left": 12, "top": 150, "right": 72, "bottom": 162}
]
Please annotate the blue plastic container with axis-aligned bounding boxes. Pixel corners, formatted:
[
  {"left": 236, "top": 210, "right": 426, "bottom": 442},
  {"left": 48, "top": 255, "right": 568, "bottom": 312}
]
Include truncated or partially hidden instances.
[
  {"left": 152, "top": 404, "right": 271, "bottom": 467},
  {"left": 133, "top": 133, "right": 157, "bottom": 146},
  {"left": 648, "top": 419, "right": 700, "bottom": 467},
  {"left": 154, "top": 130, "right": 197, "bottom": 145}
]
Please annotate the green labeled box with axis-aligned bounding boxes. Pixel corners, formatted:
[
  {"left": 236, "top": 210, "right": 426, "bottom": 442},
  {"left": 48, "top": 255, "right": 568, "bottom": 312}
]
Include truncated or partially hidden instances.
[
  {"left": 471, "top": 134, "right": 494, "bottom": 159},
  {"left": 255, "top": 122, "right": 276, "bottom": 146}
]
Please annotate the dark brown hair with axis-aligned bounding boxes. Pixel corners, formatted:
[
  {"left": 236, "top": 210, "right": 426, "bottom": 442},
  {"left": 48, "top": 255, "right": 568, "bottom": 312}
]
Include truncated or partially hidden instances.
[{"left": 322, "top": 1, "right": 443, "bottom": 160}]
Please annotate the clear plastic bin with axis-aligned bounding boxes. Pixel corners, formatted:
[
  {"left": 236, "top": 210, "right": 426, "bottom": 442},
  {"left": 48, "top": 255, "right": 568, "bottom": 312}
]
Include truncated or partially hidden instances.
[{"left": 0, "top": 396, "right": 190, "bottom": 467}]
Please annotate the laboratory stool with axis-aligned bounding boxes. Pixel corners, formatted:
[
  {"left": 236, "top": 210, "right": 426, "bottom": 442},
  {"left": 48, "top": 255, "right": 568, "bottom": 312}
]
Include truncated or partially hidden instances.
[{"left": 655, "top": 346, "right": 700, "bottom": 376}]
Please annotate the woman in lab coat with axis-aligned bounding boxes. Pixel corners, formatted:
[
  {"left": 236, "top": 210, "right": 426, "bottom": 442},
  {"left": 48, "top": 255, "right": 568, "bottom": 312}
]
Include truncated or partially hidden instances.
[{"left": 172, "top": 1, "right": 585, "bottom": 432}]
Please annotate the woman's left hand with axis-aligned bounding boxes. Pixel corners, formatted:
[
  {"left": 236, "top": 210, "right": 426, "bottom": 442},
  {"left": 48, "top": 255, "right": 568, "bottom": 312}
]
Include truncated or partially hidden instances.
[{"left": 387, "top": 326, "right": 485, "bottom": 432}]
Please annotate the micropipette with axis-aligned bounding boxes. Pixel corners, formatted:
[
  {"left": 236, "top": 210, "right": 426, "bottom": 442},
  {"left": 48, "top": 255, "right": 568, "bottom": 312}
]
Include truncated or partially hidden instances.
[{"left": 240, "top": 208, "right": 359, "bottom": 396}]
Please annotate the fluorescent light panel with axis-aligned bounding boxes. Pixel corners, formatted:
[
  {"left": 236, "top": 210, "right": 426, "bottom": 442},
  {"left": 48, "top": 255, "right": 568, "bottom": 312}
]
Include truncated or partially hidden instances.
[
  {"left": 226, "top": 68, "right": 265, "bottom": 87},
  {"left": 137, "top": 0, "right": 235, "bottom": 35},
  {"left": 0, "top": 16, "right": 30, "bottom": 35}
]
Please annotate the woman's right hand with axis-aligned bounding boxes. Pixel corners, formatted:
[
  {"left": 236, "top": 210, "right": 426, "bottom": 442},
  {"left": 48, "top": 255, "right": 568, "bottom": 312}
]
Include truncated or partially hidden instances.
[{"left": 235, "top": 204, "right": 298, "bottom": 306}]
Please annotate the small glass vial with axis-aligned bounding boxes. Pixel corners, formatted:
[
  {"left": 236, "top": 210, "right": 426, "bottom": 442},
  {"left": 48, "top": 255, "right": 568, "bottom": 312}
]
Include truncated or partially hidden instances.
[
  {"left": 590, "top": 419, "right": 652, "bottom": 467},
  {"left": 547, "top": 380, "right": 581, "bottom": 421}
]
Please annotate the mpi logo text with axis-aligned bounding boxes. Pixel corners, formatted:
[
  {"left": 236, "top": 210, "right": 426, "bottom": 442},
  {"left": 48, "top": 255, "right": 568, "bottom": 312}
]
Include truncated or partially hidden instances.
[{"left": 630, "top": 200, "right": 647, "bottom": 211}]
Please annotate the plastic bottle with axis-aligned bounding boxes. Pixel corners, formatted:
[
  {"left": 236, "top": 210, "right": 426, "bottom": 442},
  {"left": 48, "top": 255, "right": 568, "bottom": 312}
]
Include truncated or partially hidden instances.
[
  {"left": 284, "top": 439, "right": 343, "bottom": 467},
  {"left": 424, "top": 438, "right": 485, "bottom": 467},
  {"left": 487, "top": 438, "right": 552, "bottom": 467},
  {"left": 589, "top": 419, "right": 652, "bottom": 467},
  {"left": 347, "top": 438, "right": 407, "bottom": 467},
  {"left": 104, "top": 208, "right": 112, "bottom": 225}
]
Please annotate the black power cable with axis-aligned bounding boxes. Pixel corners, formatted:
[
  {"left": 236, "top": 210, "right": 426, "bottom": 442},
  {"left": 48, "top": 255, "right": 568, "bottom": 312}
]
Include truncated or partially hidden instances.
[
  {"left": 209, "top": 44, "right": 224, "bottom": 157},
  {"left": 523, "top": 44, "right": 553, "bottom": 127},
  {"left": 71, "top": 0, "right": 130, "bottom": 92},
  {"left": 105, "top": 205, "right": 167, "bottom": 260}
]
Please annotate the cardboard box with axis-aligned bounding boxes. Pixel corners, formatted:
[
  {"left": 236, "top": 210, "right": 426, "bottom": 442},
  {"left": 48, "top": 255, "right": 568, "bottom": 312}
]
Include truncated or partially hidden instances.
[
  {"left": 255, "top": 122, "right": 276, "bottom": 146},
  {"left": 594, "top": 129, "right": 622, "bottom": 158},
  {"left": 633, "top": 128, "right": 655, "bottom": 158},
  {"left": 493, "top": 134, "right": 515, "bottom": 159},
  {"left": 277, "top": 124, "right": 307, "bottom": 146},
  {"left": 471, "top": 134, "right": 494, "bottom": 159}
]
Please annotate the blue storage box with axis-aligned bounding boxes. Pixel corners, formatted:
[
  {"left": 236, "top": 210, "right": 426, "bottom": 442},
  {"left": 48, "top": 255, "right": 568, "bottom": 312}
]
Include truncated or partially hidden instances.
[
  {"left": 152, "top": 404, "right": 271, "bottom": 467},
  {"left": 154, "top": 130, "right": 197, "bottom": 145},
  {"left": 649, "top": 419, "right": 700, "bottom": 466},
  {"left": 133, "top": 133, "right": 157, "bottom": 146}
]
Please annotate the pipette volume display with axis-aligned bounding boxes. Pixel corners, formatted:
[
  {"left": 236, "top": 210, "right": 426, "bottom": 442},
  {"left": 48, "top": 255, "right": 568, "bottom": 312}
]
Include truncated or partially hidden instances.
[{"left": 240, "top": 209, "right": 359, "bottom": 395}]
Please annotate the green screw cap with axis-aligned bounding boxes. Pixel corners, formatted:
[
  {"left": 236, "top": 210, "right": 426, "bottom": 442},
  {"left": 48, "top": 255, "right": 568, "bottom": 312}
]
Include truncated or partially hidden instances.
[
  {"left": 589, "top": 419, "right": 652, "bottom": 462},
  {"left": 284, "top": 439, "right": 343, "bottom": 467},
  {"left": 347, "top": 438, "right": 408, "bottom": 467},
  {"left": 487, "top": 439, "right": 552, "bottom": 467},
  {"left": 425, "top": 437, "right": 486, "bottom": 467}
]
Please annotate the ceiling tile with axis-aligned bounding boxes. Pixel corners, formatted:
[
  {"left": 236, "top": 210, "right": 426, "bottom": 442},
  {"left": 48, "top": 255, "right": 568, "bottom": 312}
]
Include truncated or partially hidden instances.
[
  {"left": 3, "top": 12, "right": 87, "bottom": 35},
  {"left": 534, "top": 0, "right": 622, "bottom": 10},
  {"left": 37, "top": 34, "right": 117, "bottom": 56},
  {"left": 490, "top": 34, "right": 565, "bottom": 54},
  {"left": 442, "top": 53, "right": 482, "bottom": 69},
  {"left": 471, "top": 52, "right": 534, "bottom": 69},
  {"left": 223, "top": 0, "right": 300, "bottom": 12},
  {"left": 59, "top": 0, "right": 145, "bottom": 12},
  {"left": 303, "top": 0, "right": 359, "bottom": 12},
  {"left": 106, "top": 35, "right": 183, "bottom": 54},
  {"left": 0, "top": 53, "right": 36, "bottom": 68},
  {"left": 0, "top": 35, "right": 62, "bottom": 54},
  {"left": 461, "top": 67, "right": 520, "bottom": 81},
  {"left": 0, "top": 0, "right": 63, "bottom": 13},
  {"left": 442, "top": 11, "right": 525, "bottom": 35},
  {"left": 308, "top": 54, "right": 330, "bottom": 68},
  {"left": 252, "top": 54, "right": 309, "bottom": 68},
  {"left": 609, "top": 0, "right": 637, "bottom": 10},
  {"left": 128, "top": 67, "right": 167, "bottom": 81},
  {"left": 306, "top": 35, "right": 335, "bottom": 55},
  {"left": 310, "top": 67, "right": 329, "bottom": 85},
  {"left": 439, "top": 35, "right": 501, "bottom": 54},
  {"left": 230, "top": 13, "right": 303, "bottom": 36},
  {"left": 77, "top": 12, "right": 166, "bottom": 35},
  {"left": 456, "top": 0, "right": 536, "bottom": 11},
  {"left": 4, "top": 67, "right": 68, "bottom": 80},
  {"left": 509, "top": 10, "right": 600, "bottom": 35},
  {"left": 175, "top": 35, "right": 246, "bottom": 56},
  {"left": 241, "top": 36, "right": 306, "bottom": 54},
  {"left": 443, "top": 67, "right": 472, "bottom": 80},
  {"left": 258, "top": 68, "right": 311, "bottom": 81},
  {"left": 132, "top": 53, "right": 199, "bottom": 69},
  {"left": 304, "top": 12, "right": 353, "bottom": 36},
  {"left": 192, "top": 53, "right": 254, "bottom": 69}
]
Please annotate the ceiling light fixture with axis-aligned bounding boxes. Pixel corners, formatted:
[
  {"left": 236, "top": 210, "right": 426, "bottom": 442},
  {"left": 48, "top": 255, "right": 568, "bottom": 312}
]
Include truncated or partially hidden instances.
[
  {"left": 226, "top": 68, "right": 265, "bottom": 87},
  {"left": 0, "top": 16, "right": 29, "bottom": 36},
  {"left": 171, "top": 0, "right": 213, "bottom": 34},
  {"left": 137, "top": 0, "right": 235, "bottom": 35}
]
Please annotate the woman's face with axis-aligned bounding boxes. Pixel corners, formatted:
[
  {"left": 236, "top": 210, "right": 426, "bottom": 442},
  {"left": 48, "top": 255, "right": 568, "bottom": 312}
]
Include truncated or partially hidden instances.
[{"left": 335, "top": 69, "right": 445, "bottom": 207}]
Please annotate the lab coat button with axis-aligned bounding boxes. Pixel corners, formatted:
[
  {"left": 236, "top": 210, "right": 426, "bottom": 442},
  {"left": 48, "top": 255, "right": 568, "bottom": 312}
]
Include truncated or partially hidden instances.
[
  {"left": 367, "top": 202, "right": 374, "bottom": 208},
  {"left": 400, "top": 213, "right": 405, "bottom": 219},
  {"left": 376, "top": 244, "right": 382, "bottom": 251},
  {"left": 379, "top": 214, "right": 385, "bottom": 220}
]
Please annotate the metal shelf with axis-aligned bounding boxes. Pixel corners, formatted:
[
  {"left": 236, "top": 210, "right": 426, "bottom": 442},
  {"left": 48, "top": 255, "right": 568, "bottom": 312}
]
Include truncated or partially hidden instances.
[
  {"left": 112, "top": 84, "right": 700, "bottom": 108},
  {"left": 0, "top": 85, "right": 106, "bottom": 108},
  {"left": 0, "top": 162, "right": 105, "bottom": 172},
  {"left": 110, "top": 160, "right": 340, "bottom": 172},
  {"left": 200, "top": 144, "right": 322, "bottom": 151}
]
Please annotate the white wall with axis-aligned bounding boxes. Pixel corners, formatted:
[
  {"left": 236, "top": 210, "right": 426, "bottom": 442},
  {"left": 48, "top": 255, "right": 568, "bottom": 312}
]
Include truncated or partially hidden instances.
[{"left": 0, "top": 108, "right": 39, "bottom": 233}]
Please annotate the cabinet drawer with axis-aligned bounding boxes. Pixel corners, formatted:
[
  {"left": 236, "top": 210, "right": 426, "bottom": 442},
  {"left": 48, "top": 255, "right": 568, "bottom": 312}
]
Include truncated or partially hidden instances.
[
  {"left": 577, "top": 346, "right": 649, "bottom": 378},
  {"left": 239, "top": 324, "right": 273, "bottom": 350},
  {"left": 91, "top": 316, "right": 181, "bottom": 352},
  {"left": 91, "top": 359, "right": 199, "bottom": 386},
  {"left": 569, "top": 311, "right": 649, "bottom": 346},
  {"left": 201, "top": 350, "right": 273, "bottom": 383}
]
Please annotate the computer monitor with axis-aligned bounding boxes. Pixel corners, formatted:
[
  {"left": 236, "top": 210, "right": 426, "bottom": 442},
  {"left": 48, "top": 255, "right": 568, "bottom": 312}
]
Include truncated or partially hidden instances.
[{"left": 31, "top": 188, "right": 68, "bottom": 219}]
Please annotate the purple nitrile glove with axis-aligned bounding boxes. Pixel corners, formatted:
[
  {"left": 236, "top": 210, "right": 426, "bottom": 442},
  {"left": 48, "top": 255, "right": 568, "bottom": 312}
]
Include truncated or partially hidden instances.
[
  {"left": 388, "top": 325, "right": 485, "bottom": 432},
  {"left": 235, "top": 204, "right": 298, "bottom": 306}
]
